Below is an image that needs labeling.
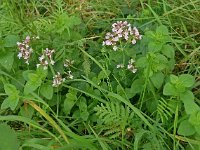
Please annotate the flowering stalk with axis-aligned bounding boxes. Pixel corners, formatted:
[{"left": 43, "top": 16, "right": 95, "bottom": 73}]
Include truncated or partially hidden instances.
[
  {"left": 102, "top": 21, "right": 142, "bottom": 51},
  {"left": 127, "top": 59, "right": 137, "bottom": 73},
  {"left": 64, "top": 59, "right": 74, "bottom": 80},
  {"left": 52, "top": 72, "right": 65, "bottom": 87},
  {"left": 37, "top": 48, "right": 55, "bottom": 70},
  {"left": 17, "top": 36, "right": 33, "bottom": 64}
]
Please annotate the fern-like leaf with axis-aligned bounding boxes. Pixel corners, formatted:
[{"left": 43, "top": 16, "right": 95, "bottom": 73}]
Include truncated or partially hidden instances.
[
  {"left": 94, "top": 102, "right": 134, "bottom": 139},
  {"left": 157, "top": 98, "right": 174, "bottom": 122}
]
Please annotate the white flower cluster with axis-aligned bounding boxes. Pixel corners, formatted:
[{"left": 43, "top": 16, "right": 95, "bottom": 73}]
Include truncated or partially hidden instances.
[
  {"left": 127, "top": 59, "right": 137, "bottom": 73},
  {"left": 66, "top": 70, "right": 73, "bottom": 79},
  {"left": 116, "top": 59, "right": 137, "bottom": 73},
  {"left": 37, "top": 48, "right": 55, "bottom": 70},
  {"left": 64, "top": 59, "right": 74, "bottom": 80},
  {"left": 52, "top": 72, "right": 65, "bottom": 87},
  {"left": 52, "top": 71, "right": 73, "bottom": 87},
  {"left": 116, "top": 64, "right": 124, "bottom": 69},
  {"left": 64, "top": 59, "right": 74, "bottom": 68},
  {"left": 102, "top": 21, "right": 142, "bottom": 51},
  {"left": 17, "top": 36, "right": 33, "bottom": 64}
]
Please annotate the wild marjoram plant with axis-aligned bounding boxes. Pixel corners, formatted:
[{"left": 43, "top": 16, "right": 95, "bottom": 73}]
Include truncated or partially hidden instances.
[{"left": 0, "top": 10, "right": 200, "bottom": 149}]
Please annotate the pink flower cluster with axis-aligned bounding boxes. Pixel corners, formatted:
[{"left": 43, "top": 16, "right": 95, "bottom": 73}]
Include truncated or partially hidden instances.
[
  {"left": 63, "top": 59, "right": 74, "bottom": 80},
  {"left": 64, "top": 59, "right": 74, "bottom": 68},
  {"left": 52, "top": 71, "right": 73, "bottom": 87},
  {"left": 17, "top": 36, "right": 33, "bottom": 64},
  {"left": 116, "top": 59, "right": 137, "bottom": 73},
  {"left": 37, "top": 48, "right": 55, "bottom": 70},
  {"left": 102, "top": 21, "right": 142, "bottom": 51},
  {"left": 127, "top": 59, "right": 137, "bottom": 73},
  {"left": 52, "top": 72, "right": 65, "bottom": 87}
]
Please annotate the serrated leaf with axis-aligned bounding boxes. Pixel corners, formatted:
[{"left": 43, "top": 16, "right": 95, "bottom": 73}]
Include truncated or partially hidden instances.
[
  {"left": 156, "top": 25, "right": 169, "bottom": 35},
  {"left": 131, "top": 79, "right": 144, "bottom": 94},
  {"left": 179, "top": 74, "right": 195, "bottom": 88},
  {"left": 163, "top": 83, "right": 177, "bottom": 96},
  {"left": 189, "top": 111, "right": 200, "bottom": 126},
  {"left": 170, "top": 74, "right": 178, "bottom": 84},
  {"left": 80, "top": 111, "right": 89, "bottom": 121},
  {"left": 148, "top": 42, "right": 163, "bottom": 52},
  {"left": 4, "top": 84, "right": 19, "bottom": 95},
  {"left": 24, "top": 73, "right": 42, "bottom": 95},
  {"left": 0, "top": 52, "right": 14, "bottom": 71},
  {"left": 150, "top": 72, "right": 164, "bottom": 89},
  {"left": 98, "top": 70, "right": 111, "bottom": 80},
  {"left": 23, "top": 70, "right": 35, "bottom": 81},
  {"left": 1, "top": 95, "right": 19, "bottom": 111},
  {"left": 19, "top": 104, "right": 34, "bottom": 118},
  {"left": 180, "top": 90, "right": 199, "bottom": 114},
  {"left": 136, "top": 57, "right": 148, "bottom": 68},
  {"left": 4, "top": 35, "right": 19, "bottom": 47},
  {"left": 64, "top": 93, "right": 77, "bottom": 115},
  {"left": 161, "top": 44, "right": 175, "bottom": 58},
  {"left": 0, "top": 124, "right": 20, "bottom": 150},
  {"left": 40, "top": 83, "right": 53, "bottom": 100},
  {"left": 178, "top": 120, "right": 195, "bottom": 136},
  {"left": 36, "top": 66, "right": 48, "bottom": 79}
]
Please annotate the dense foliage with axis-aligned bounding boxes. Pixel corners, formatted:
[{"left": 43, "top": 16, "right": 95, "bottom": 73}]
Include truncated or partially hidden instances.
[{"left": 0, "top": 0, "right": 200, "bottom": 149}]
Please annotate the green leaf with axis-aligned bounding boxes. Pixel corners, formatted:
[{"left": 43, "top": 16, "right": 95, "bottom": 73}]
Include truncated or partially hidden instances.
[
  {"left": 19, "top": 104, "right": 34, "bottom": 118},
  {"left": 189, "top": 111, "right": 200, "bottom": 126},
  {"left": 180, "top": 90, "right": 194, "bottom": 102},
  {"left": 23, "top": 70, "right": 35, "bottom": 81},
  {"left": 69, "top": 16, "right": 81, "bottom": 26},
  {"left": 170, "top": 74, "right": 178, "bottom": 84},
  {"left": 4, "top": 35, "right": 19, "bottom": 47},
  {"left": 98, "top": 70, "right": 111, "bottom": 80},
  {"left": 179, "top": 74, "right": 195, "bottom": 88},
  {"left": 0, "top": 52, "right": 14, "bottom": 71},
  {"left": 180, "top": 91, "right": 199, "bottom": 114},
  {"left": 0, "top": 124, "right": 20, "bottom": 150},
  {"left": 80, "top": 111, "right": 89, "bottom": 121},
  {"left": 136, "top": 57, "right": 148, "bottom": 68},
  {"left": 150, "top": 72, "right": 164, "bottom": 89},
  {"left": 4, "top": 84, "right": 19, "bottom": 95},
  {"left": 36, "top": 66, "right": 48, "bottom": 79},
  {"left": 163, "top": 83, "right": 177, "bottom": 96},
  {"left": 148, "top": 42, "right": 163, "bottom": 52},
  {"left": 156, "top": 25, "right": 169, "bottom": 35},
  {"left": 1, "top": 95, "right": 19, "bottom": 111},
  {"left": 40, "top": 83, "right": 53, "bottom": 100},
  {"left": 131, "top": 79, "right": 144, "bottom": 94},
  {"left": 79, "top": 97, "right": 87, "bottom": 111},
  {"left": 161, "top": 44, "right": 175, "bottom": 58},
  {"left": 64, "top": 93, "right": 77, "bottom": 115},
  {"left": 2, "top": 84, "right": 20, "bottom": 111},
  {"left": 177, "top": 120, "right": 195, "bottom": 136},
  {"left": 24, "top": 73, "right": 42, "bottom": 95}
]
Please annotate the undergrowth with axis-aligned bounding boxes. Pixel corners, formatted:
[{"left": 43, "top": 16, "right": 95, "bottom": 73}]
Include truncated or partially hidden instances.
[{"left": 0, "top": 0, "right": 200, "bottom": 150}]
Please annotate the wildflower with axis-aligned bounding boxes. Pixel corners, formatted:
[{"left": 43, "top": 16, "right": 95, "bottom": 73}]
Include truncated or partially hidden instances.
[
  {"left": 17, "top": 36, "right": 33, "bottom": 64},
  {"left": 52, "top": 72, "right": 65, "bottom": 87},
  {"left": 113, "top": 46, "right": 118, "bottom": 51},
  {"left": 102, "top": 21, "right": 142, "bottom": 51},
  {"left": 116, "top": 64, "right": 124, "bottom": 69},
  {"left": 37, "top": 48, "right": 55, "bottom": 69},
  {"left": 66, "top": 71, "right": 73, "bottom": 79},
  {"left": 64, "top": 59, "right": 74, "bottom": 68},
  {"left": 127, "top": 59, "right": 137, "bottom": 73}
]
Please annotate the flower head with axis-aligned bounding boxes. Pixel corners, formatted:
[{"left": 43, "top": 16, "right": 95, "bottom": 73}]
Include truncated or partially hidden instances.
[
  {"left": 37, "top": 48, "right": 55, "bottom": 70},
  {"left": 102, "top": 21, "right": 142, "bottom": 51},
  {"left": 52, "top": 72, "right": 65, "bottom": 87},
  {"left": 17, "top": 36, "right": 33, "bottom": 64},
  {"left": 64, "top": 59, "right": 74, "bottom": 68},
  {"left": 127, "top": 59, "right": 137, "bottom": 73}
]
